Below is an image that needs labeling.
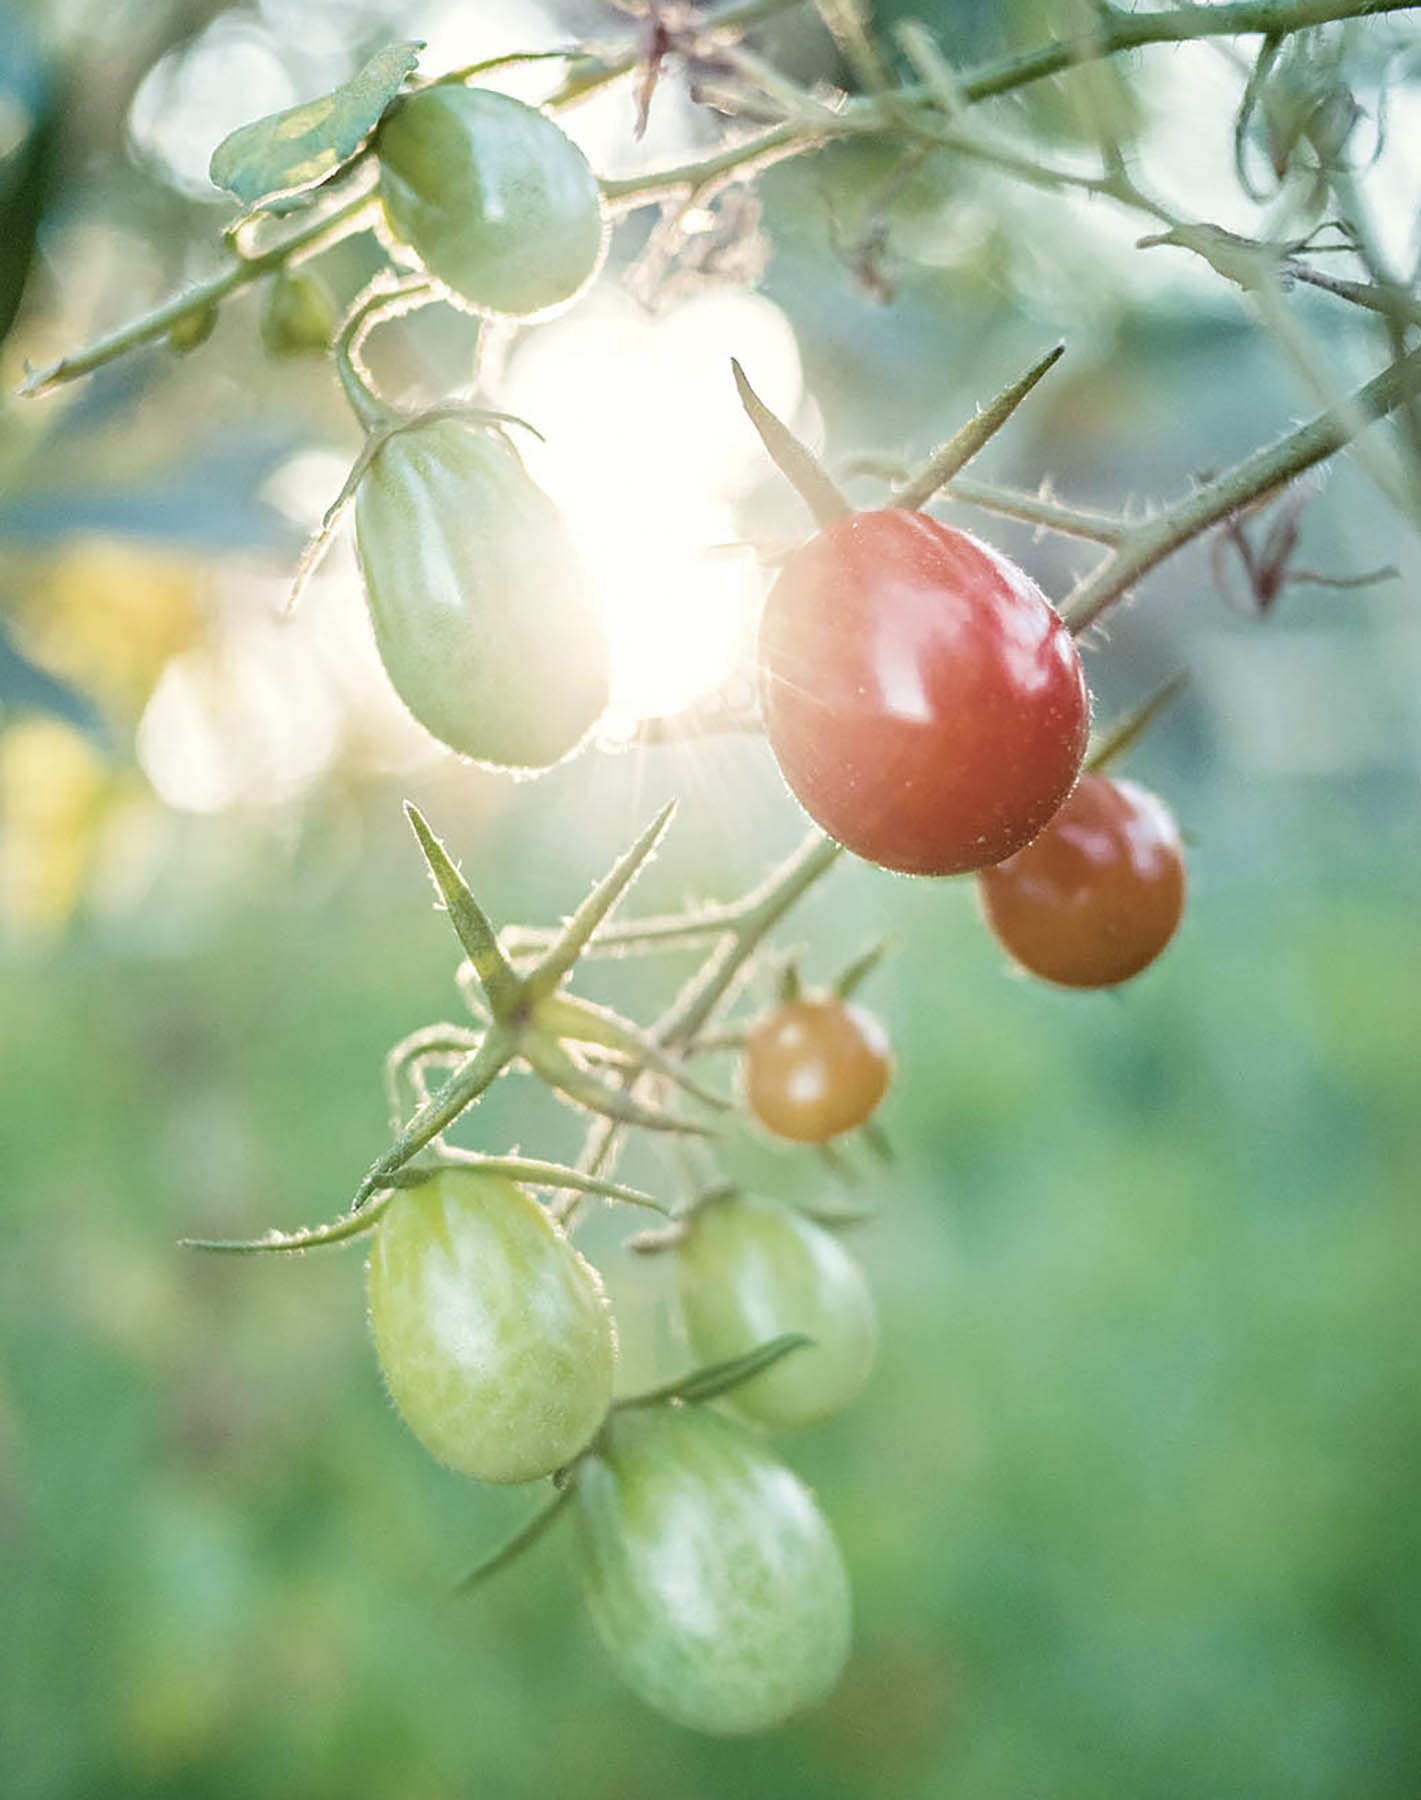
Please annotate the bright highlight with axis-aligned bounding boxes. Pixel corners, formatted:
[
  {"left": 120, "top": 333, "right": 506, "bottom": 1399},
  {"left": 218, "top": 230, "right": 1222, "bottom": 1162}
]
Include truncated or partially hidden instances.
[{"left": 502, "top": 288, "right": 804, "bottom": 727}]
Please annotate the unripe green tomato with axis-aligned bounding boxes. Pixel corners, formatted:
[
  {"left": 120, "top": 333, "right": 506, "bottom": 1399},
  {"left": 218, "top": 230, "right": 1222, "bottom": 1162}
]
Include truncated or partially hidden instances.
[
  {"left": 354, "top": 416, "right": 611, "bottom": 768},
  {"left": 675, "top": 1192, "right": 876, "bottom": 1429},
  {"left": 260, "top": 267, "right": 338, "bottom": 356},
  {"left": 167, "top": 302, "right": 218, "bottom": 353},
  {"left": 377, "top": 86, "right": 607, "bottom": 319},
  {"left": 574, "top": 1405, "right": 851, "bottom": 1734},
  {"left": 366, "top": 1167, "right": 615, "bottom": 1484}
]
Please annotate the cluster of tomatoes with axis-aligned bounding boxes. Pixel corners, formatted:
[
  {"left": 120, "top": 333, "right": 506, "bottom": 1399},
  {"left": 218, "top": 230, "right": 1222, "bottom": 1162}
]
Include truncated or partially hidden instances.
[
  {"left": 349, "top": 81, "right": 1188, "bottom": 994},
  {"left": 202, "top": 71, "right": 1192, "bottom": 1738},
  {"left": 758, "top": 507, "right": 1188, "bottom": 986},
  {"left": 357, "top": 975, "right": 896, "bottom": 1736}
]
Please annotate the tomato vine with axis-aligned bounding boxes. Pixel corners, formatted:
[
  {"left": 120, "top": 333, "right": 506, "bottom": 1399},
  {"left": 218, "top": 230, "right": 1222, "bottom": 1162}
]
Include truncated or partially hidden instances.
[{"left": 15, "top": 0, "right": 1421, "bottom": 1738}]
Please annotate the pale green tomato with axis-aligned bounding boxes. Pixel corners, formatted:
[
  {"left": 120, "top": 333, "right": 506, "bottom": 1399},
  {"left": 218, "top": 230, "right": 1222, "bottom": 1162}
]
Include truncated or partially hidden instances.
[
  {"left": 377, "top": 86, "right": 606, "bottom": 319},
  {"left": 675, "top": 1192, "right": 876, "bottom": 1429},
  {"left": 574, "top": 1405, "right": 851, "bottom": 1734},
  {"left": 366, "top": 1168, "right": 615, "bottom": 1484},
  {"left": 259, "top": 266, "right": 338, "bottom": 356},
  {"left": 353, "top": 417, "right": 611, "bottom": 769}
]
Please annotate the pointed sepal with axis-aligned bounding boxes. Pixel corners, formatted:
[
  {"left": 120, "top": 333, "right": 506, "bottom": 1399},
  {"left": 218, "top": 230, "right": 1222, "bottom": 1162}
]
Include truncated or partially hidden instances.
[
  {"left": 405, "top": 805, "right": 522, "bottom": 1018},
  {"left": 525, "top": 802, "right": 676, "bottom": 1000},
  {"left": 181, "top": 1188, "right": 396, "bottom": 1254},
  {"left": 891, "top": 342, "right": 1065, "bottom": 511}
]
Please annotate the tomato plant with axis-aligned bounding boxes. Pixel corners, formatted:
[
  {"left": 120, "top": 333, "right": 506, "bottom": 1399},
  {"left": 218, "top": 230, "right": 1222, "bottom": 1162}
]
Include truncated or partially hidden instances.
[
  {"left": 377, "top": 86, "right": 606, "bottom": 319},
  {"left": 675, "top": 1190, "right": 877, "bottom": 1428},
  {"left": 353, "top": 416, "right": 611, "bottom": 768},
  {"left": 977, "top": 773, "right": 1187, "bottom": 988},
  {"left": 757, "top": 509, "right": 1091, "bottom": 876},
  {"left": 573, "top": 1403, "right": 852, "bottom": 1734},
  {"left": 28, "top": 0, "right": 1415, "bottom": 1751},
  {"left": 742, "top": 993, "right": 892, "bottom": 1142},
  {"left": 366, "top": 1167, "right": 615, "bottom": 1484}
]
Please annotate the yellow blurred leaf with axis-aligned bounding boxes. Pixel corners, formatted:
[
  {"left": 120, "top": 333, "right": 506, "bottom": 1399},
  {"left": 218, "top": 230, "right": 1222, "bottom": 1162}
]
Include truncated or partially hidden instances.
[{"left": 14, "top": 538, "right": 206, "bottom": 722}]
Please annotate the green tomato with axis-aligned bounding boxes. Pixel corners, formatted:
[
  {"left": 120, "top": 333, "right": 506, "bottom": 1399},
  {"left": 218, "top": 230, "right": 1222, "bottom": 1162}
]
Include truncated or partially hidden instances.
[
  {"left": 260, "top": 266, "right": 338, "bottom": 357},
  {"left": 167, "top": 302, "right": 218, "bottom": 353},
  {"left": 377, "top": 86, "right": 606, "bottom": 319},
  {"left": 574, "top": 1405, "right": 851, "bottom": 1734},
  {"left": 354, "top": 416, "right": 611, "bottom": 769},
  {"left": 366, "top": 1168, "right": 615, "bottom": 1484},
  {"left": 675, "top": 1192, "right": 876, "bottom": 1429}
]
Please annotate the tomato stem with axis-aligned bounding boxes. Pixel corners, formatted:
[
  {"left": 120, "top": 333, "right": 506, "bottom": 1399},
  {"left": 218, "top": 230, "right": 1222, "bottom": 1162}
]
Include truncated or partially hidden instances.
[{"left": 1064, "top": 341, "right": 1421, "bottom": 633}]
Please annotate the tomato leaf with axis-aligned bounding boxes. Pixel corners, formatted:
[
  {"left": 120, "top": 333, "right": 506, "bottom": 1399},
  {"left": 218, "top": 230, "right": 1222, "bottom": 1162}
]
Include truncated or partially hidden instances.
[{"left": 209, "top": 41, "right": 422, "bottom": 207}]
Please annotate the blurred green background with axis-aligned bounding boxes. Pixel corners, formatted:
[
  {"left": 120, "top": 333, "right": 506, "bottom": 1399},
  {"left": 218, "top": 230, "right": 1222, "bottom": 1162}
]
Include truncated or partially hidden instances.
[{"left": 2, "top": 1, "right": 1420, "bottom": 1795}]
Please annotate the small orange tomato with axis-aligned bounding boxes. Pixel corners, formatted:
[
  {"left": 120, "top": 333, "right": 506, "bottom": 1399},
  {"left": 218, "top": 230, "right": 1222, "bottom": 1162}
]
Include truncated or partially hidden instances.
[
  {"left": 977, "top": 773, "right": 1186, "bottom": 988},
  {"left": 743, "top": 996, "right": 892, "bottom": 1142}
]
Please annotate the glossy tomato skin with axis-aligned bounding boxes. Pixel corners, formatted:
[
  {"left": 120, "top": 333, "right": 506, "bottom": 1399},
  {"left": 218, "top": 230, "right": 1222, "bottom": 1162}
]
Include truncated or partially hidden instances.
[
  {"left": 676, "top": 1192, "right": 876, "bottom": 1428},
  {"left": 743, "top": 995, "right": 892, "bottom": 1142},
  {"left": 978, "top": 773, "right": 1186, "bottom": 987},
  {"left": 573, "top": 1405, "right": 851, "bottom": 1734},
  {"left": 354, "top": 417, "right": 610, "bottom": 769},
  {"left": 377, "top": 87, "right": 606, "bottom": 319},
  {"left": 367, "top": 1168, "right": 614, "bottom": 1484},
  {"left": 758, "top": 509, "right": 1090, "bottom": 876}
]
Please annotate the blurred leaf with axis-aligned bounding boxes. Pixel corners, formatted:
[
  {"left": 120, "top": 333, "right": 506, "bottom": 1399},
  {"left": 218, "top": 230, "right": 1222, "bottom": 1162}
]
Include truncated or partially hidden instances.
[
  {"left": 0, "top": 614, "right": 107, "bottom": 742},
  {"left": 0, "top": 62, "right": 60, "bottom": 347},
  {"left": 0, "top": 712, "right": 114, "bottom": 931},
  {"left": 0, "top": 427, "right": 306, "bottom": 552},
  {"left": 208, "top": 41, "right": 421, "bottom": 207}
]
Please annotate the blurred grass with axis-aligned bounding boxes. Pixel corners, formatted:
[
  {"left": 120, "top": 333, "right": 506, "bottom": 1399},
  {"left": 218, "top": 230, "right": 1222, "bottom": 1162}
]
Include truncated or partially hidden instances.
[{"left": 2, "top": 776, "right": 1418, "bottom": 1800}]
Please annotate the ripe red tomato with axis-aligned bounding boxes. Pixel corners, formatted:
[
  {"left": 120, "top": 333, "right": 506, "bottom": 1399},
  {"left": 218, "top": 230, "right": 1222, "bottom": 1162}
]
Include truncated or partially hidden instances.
[
  {"left": 977, "top": 773, "right": 1186, "bottom": 987},
  {"left": 757, "top": 509, "right": 1090, "bottom": 875},
  {"left": 742, "top": 996, "right": 891, "bottom": 1142}
]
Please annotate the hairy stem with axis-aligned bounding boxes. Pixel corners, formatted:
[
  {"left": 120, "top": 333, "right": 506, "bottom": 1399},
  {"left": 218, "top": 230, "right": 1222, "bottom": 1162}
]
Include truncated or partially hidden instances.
[
  {"left": 19, "top": 191, "right": 378, "bottom": 397},
  {"left": 1064, "top": 343, "right": 1421, "bottom": 632}
]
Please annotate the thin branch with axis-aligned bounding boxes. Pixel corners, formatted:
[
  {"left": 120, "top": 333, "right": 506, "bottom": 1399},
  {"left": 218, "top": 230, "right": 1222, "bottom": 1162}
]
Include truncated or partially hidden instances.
[
  {"left": 1065, "top": 343, "right": 1421, "bottom": 632},
  {"left": 19, "top": 190, "right": 378, "bottom": 397}
]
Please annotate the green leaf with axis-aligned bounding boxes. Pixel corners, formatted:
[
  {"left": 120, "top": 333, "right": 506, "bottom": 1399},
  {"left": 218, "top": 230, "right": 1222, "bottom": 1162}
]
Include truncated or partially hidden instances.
[{"left": 209, "top": 42, "right": 422, "bottom": 208}]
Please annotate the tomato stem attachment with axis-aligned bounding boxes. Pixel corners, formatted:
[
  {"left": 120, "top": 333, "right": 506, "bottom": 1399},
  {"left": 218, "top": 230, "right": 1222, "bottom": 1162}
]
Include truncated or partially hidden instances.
[
  {"left": 730, "top": 359, "right": 852, "bottom": 529},
  {"left": 890, "top": 342, "right": 1065, "bottom": 511},
  {"left": 1084, "top": 671, "right": 1191, "bottom": 773},
  {"left": 334, "top": 273, "right": 440, "bottom": 430}
]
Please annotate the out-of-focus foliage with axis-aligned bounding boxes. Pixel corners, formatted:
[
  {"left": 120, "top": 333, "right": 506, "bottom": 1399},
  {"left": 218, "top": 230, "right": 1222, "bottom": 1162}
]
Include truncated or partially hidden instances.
[{"left": 2, "top": 785, "right": 1418, "bottom": 1798}]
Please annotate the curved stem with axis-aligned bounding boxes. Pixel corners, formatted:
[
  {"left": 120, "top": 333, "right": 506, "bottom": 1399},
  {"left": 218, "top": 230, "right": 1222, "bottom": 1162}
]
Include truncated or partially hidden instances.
[{"left": 334, "top": 275, "right": 439, "bottom": 431}]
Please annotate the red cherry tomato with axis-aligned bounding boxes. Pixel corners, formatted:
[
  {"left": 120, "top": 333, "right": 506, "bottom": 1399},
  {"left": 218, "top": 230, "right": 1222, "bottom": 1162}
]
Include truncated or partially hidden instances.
[
  {"left": 977, "top": 772, "right": 1186, "bottom": 988},
  {"left": 757, "top": 509, "right": 1090, "bottom": 876},
  {"left": 743, "top": 995, "right": 892, "bottom": 1142}
]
